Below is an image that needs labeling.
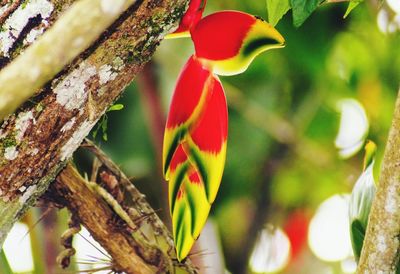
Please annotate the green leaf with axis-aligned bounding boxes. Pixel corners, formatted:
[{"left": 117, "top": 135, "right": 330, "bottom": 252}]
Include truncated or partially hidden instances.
[
  {"left": 344, "top": 0, "right": 363, "bottom": 18},
  {"left": 266, "top": 0, "right": 291, "bottom": 26},
  {"left": 350, "top": 219, "right": 366, "bottom": 261},
  {"left": 107, "top": 103, "right": 124, "bottom": 112},
  {"left": 290, "top": 0, "right": 324, "bottom": 27}
]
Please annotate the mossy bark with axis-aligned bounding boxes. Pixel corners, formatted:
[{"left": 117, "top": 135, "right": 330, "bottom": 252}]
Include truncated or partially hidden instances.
[
  {"left": 0, "top": 0, "right": 188, "bottom": 253},
  {"left": 0, "top": 0, "right": 140, "bottom": 120}
]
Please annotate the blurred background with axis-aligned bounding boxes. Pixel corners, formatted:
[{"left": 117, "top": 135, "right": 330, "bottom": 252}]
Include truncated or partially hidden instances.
[{"left": 2, "top": 0, "right": 400, "bottom": 273}]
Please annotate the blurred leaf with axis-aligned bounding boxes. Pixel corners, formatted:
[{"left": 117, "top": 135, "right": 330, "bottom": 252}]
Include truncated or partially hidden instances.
[
  {"left": 0, "top": 250, "right": 13, "bottom": 274},
  {"left": 266, "top": 0, "right": 291, "bottom": 26},
  {"left": 290, "top": 0, "right": 324, "bottom": 27},
  {"left": 344, "top": 0, "right": 363, "bottom": 18}
]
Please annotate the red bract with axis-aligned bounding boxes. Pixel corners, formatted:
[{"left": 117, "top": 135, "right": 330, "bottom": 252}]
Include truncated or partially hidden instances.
[
  {"left": 191, "top": 77, "right": 227, "bottom": 154},
  {"left": 165, "top": 55, "right": 212, "bottom": 129},
  {"left": 167, "top": 0, "right": 206, "bottom": 38},
  {"left": 191, "top": 11, "right": 286, "bottom": 75},
  {"left": 191, "top": 11, "right": 255, "bottom": 60},
  {"left": 163, "top": 56, "right": 227, "bottom": 261},
  {"left": 163, "top": 2, "right": 285, "bottom": 261}
]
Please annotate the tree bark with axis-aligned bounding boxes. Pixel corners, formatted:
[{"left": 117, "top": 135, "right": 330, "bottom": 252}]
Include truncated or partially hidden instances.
[
  {"left": 0, "top": 0, "right": 139, "bottom": 120},
  {"left": 0, "top": 0, "right": 188, "bottom": 248},
  {"left": 47, "top": 140, "right": 197, "bottom": 273},
  {"left": 357, "top": 90, "right": 400, "bottom": 273}
]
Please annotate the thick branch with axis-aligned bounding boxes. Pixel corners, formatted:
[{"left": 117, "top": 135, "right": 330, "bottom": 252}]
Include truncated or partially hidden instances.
[
  {"left": 357, "top": 90, "right": 400, "bottom": 273},
  {"left": 0, "top": 0, "right": 137, "bottom": 120},
  {"left": 51, "top": 161, "right": 196, "bottom": 273},
  {"left": 68, "top": 139, "right": 197, "bottom": 273},
  {"left": 0, "top": 0, "right": 188, "bottom": 246},
  {"left": 54, "top": 164, "right": 155, "bottom": 274}
]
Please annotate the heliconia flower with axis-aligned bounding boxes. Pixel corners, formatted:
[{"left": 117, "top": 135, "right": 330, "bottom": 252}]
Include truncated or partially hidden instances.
[
  {"left": 166, "top": 0, "right": 207, "bottom": 39},
  {"left": 163, "top": 55, "right": 227, "bottom": 261},
  {"left": 163, "top": 9, "right": 285, "bottom": 261},
  {"left": 190, "top": 11, "right": 285, "bottom": 76},
  {"left": 349, "top": 140, "right": 377, "bottom": 261}
]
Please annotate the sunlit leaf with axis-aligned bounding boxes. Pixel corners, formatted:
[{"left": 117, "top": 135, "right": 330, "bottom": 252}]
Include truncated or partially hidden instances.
[
  {"left": 107, "top": 103, "right": 124, "bottom": 112},
  {"left": 344, "top": 0, "right": 363, "bottom": 18},
  {"left": 266, "top": 0, "right": 291, "bottom": 26},
  {"left": 290, "top": 0, "right": 324, "bottom": 27}
]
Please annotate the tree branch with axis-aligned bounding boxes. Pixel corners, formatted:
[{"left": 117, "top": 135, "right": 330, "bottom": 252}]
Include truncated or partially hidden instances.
[
  {"left": 0, "top": 0, "right": 138, "bottom": 120},
  {"left": 357, "top": 89, "right": 400, "bottom": 273},
  {"left": 54, "top": 164, "right": 155, "bottom": 274},
  {"left": 0, "top": 0, "right": 188, "bottom": 246},
  {"left": 50, "top": 156, "right": 196, "bottom": 273},
  {"left": 80, "top": 139, "right": 196, "bottom": 272}
]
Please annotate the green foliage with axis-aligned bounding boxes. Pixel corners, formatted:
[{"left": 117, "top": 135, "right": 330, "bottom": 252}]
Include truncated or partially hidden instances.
[
  {"left": 92, "top": 104, "right": 124, "bottom": 141},
  {"left": 350, "top": 219, "right": 366, "bottom": 261},
  {"left": 290, "top": 0, "right": 324, "bottom": 27},
  {"left": 266, "top": 0, "right": 291, "bottom": 26},
  {"left": 107, "top": 103, "right": 124, "bottom": 112},
  {"left": 265, "top": 0, "right": 366, "bottom": 27},
  {"left": 344, "top": 0, "right": 364, "bottom": 18}
]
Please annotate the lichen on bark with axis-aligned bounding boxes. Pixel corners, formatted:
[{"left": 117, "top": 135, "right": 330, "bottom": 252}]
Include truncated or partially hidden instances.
[{"left": 0, "top": 0, "right": 188, "bottom": 249}]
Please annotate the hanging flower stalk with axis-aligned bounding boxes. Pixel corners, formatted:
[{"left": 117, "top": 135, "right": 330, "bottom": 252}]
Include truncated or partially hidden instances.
[{"left": 163, "top": 1, "right": 285, "bottom": 261}]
